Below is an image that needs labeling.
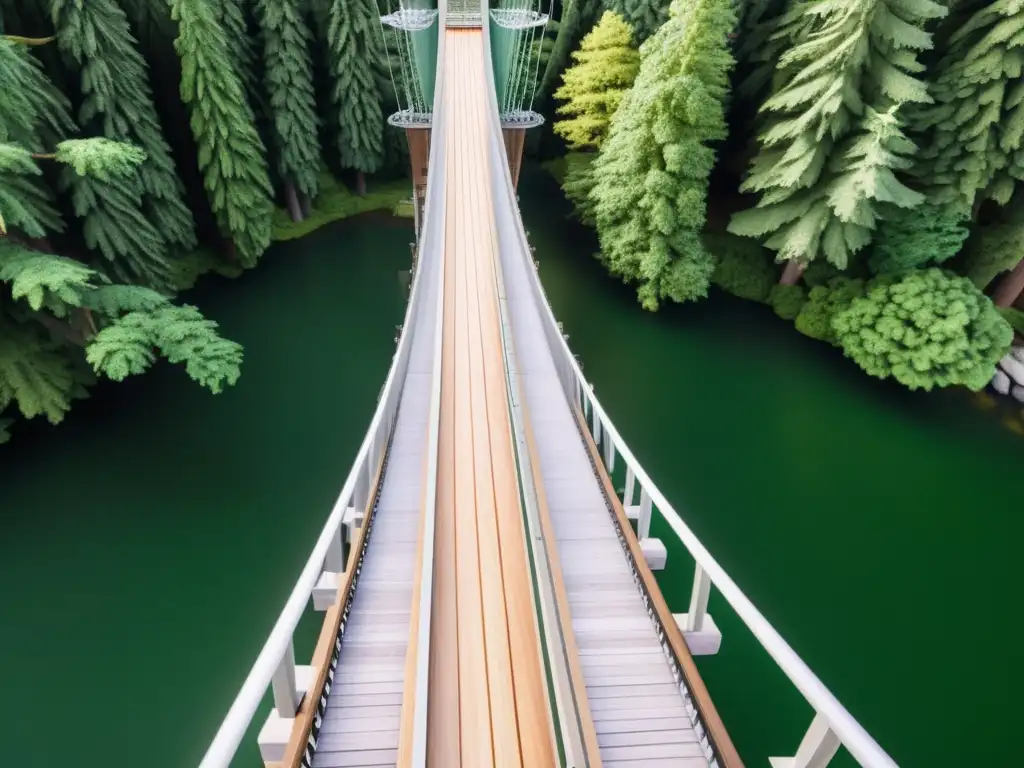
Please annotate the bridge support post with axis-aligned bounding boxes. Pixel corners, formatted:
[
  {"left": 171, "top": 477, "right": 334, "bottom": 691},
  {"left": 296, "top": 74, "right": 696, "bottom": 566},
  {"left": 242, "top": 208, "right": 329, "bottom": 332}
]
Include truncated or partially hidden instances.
[
  {"left": 257, "top": 641, "right": 314, "bottom": 765},
  {"left": 406, "top": 127, "right": 431, "bottom": 240},
  {"left": 502, "top": 128, "right": 526, "bottom": 189}
]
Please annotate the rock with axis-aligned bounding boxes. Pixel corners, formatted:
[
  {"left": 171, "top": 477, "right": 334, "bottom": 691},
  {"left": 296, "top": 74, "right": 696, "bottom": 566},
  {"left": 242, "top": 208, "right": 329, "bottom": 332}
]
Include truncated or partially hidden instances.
[
  {"left": 1014, "top": 385, "right": 1024, "bottom": 404},
  {"left": 1001, "top": 353, "right": 1024, "bottom": 387},
  {"left": 993, "top": 369, "right": 1011, "bottom": 395},
  {"left": 1013, "top": 345, "right": 1024, "bottom": 364}
]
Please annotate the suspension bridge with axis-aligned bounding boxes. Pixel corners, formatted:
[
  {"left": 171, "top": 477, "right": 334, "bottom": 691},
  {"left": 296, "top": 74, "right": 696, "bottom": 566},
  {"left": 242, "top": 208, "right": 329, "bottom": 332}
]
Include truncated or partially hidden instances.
[{"left": 197, "top": 2, "right": 900, "bottom": 767}]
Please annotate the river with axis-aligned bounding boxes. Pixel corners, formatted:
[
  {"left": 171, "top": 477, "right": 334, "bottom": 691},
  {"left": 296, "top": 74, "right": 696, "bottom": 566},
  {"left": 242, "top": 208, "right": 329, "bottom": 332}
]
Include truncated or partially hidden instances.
[{"left": 0, "top": 172, "right": 1019, "bottom": 768}]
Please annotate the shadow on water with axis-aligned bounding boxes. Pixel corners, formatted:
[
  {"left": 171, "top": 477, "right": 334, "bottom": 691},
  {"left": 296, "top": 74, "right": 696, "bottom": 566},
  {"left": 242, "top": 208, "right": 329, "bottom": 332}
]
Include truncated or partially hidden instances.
[
  {"left": 518, "top": 165, "right": 1022, "bottom": 768},
  {"left": 0, "top": 214, "right": 413, "bottom": 768}
]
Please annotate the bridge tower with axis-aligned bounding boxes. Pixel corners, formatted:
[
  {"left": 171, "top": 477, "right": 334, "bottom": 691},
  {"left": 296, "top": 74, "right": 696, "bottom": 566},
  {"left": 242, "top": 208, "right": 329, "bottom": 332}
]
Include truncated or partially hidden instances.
[
  {"left": 380, "top": 1, "right": 440, "bottom": 236},
  {"left": 488, "top": 0, "right": 548, "bottom": 188}
]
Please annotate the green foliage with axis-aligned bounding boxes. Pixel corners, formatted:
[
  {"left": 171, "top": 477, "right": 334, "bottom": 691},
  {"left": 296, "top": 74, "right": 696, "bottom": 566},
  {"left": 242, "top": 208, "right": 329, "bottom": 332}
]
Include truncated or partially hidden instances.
[
  {"left": 553, "top": 11, "right": 639, "bottom": 151},
  {"left": 802, "top": 259, "right": 844, "bottom": 288},
  {"left": 271, "top": 172, "right": 408, "bottom": 241},
  {"left": 53, "top": 138, "right": 145, "bottom": 179},
  {"left": 912, "top": 0, "right": 1024, "bottom": 212},
  {"left": 707, "top": 231, "right": 775, "bottom": 303},
  {"left": 605, "top": 0, "right": 670, "bottom": 42},
  {"left": 0, "top": 141, "right": 62, "bottom": 238},
  {"left": 256, "top": 0, "right": 321, "bottom": 199},
  {"left": 171, "top": 0, "right": 274, "bottom": 266},
  {"left": 591, "top": 0, "right": 737, "bottom": 310},
  {"left": 51, "top": 0, "right": 198, "bottom": 260},
  {"left": 0, "top": 238, "right": 94, "bottom": 316},
  {"left": 769, "top": 283, "right": 807, "bottom": 320},
  {"left": 958, "top": 203, "right": 1024, "bottom": 289},
  {"left": 868, "top": 204, "right": 970, "bottom": 275},
  {"left": 562, "top": 151, "right": 598, "bottom": 225},
  {"left": 998, "top": 306, "right": 1024, "bottom": 335},
  {"left": 832, "top": 268, "right": 1014, "bottom": 391},
  {"left": 87, "top": 305, "right": 242, "bottom": 393},
  {"left": 728, "top": 0, "right": 946, "bottom": 271},
  {"left": 0, "top": 316, "right": 82, "bottom": 424},
  {"left": 794, "top": 276, "right": 866, "bottom": 344},
  {"left": 326, "top": 0, "right": 385, "bottom": 175},
  {"left": 0, "top": 36, "right": 75, "bottom": 150}
]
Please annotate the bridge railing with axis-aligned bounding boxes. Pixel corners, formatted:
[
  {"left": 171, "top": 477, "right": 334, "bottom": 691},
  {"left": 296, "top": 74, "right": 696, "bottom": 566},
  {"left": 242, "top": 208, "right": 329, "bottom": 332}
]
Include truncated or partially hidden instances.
[
  {"left": 486, "top": 75, "right": 898, "bottom": 768},
  {"left": 196, "top": 35, "right": 448, "bottom": 762}
]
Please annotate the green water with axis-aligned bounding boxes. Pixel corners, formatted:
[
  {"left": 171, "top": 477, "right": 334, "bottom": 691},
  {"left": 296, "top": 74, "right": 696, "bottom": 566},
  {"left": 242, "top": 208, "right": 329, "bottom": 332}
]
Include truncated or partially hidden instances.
[{"left": 1, "top": 174, "right": 1020, "bottom": 768}]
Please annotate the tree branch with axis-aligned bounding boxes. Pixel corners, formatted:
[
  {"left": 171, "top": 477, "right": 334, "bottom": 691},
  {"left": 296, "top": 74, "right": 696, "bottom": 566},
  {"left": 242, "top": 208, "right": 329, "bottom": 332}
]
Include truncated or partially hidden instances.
[{"left": 3, "top": 35, "right": 56, "bottom": 47}]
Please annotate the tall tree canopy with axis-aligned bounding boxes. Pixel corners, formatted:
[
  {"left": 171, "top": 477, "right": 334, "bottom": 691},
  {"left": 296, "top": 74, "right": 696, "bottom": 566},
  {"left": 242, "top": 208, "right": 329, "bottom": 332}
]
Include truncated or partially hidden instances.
[
  {"left": 604, "top": 0, "right": 670, "bottom": 43},
  {"left": 553, "top": 10, "right": 639, "bottom": 151},
  {"left": 728, "top": 0, "right": 947, "bottom": 279},
  {"left": 170, "top": 0, "right": 273, "bottom": 266},
  {"left": 590, "top": 0, "right": 737, "bottom": 310},
  {"left": 255, "top": 0, "right": 321, "bottom": 221},
  {"left": 326, "top": 0, "right": 385, "bottom": 194},
  {"left": 51, "top": 0, "right": 197, "bottom": 288},
  {"left": 912, "top": 0, "right": 1024, "bottom": 214}
]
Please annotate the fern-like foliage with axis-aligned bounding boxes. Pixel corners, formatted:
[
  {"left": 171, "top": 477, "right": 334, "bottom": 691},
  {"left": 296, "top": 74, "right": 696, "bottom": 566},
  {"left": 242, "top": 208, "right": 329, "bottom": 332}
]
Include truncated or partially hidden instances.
[
  {"left": 0, "top": 238, "right": 95, "bottom": 316},
  {"left": 0, "top": 141, "right": 63, "bottom": 238},
  {"left": 53, "top": 138, "right": 146, "bottom": 180},
  {"left": 0, "top": 316, "right": 79, "bottom": 423},
  {"left": 82, "top": 284, "right": 171, "bottom": 316},
  {"left": 87, "top": 305, "right": 242, "bottom": 393}
]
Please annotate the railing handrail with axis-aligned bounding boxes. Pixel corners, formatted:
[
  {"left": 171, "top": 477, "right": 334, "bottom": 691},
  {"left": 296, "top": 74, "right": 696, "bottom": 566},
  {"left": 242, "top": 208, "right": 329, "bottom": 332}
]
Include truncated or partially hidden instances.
[
  {"left": 197, "top": 29, "right": 448, "bottom": 765},
  {"left": 485, "top": 51, "right": 898, "bottom": 768}
]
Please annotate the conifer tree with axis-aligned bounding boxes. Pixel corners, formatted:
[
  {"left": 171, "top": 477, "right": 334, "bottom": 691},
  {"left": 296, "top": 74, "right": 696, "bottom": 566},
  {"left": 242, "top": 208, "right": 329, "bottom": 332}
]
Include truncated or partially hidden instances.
[
  {"left": 590, "top": 0, "right": 737, "bottom": 310},
  {"left": 605, "top": 0, "right": 670, "bottom": 42},
  {"left": 326, "top": 0, "right": 386, "bottom": 195},
  {"left": 51, "top": 0, "right": 197, "bottom": 289},
  {"left": 255, "top": 0, "right": 321, "bottom": 221},
  {"left": 728, "top": 0, "right": 947, "bottom": 283},
  {"left": 912, "top": 0, "right": 1024, "bottom": 215},
  {"left": 170, "top": 0, "right": 273, "bottom": 266},
  {"left": 553, "top": 11, "right": 639, "bottom": 151}
]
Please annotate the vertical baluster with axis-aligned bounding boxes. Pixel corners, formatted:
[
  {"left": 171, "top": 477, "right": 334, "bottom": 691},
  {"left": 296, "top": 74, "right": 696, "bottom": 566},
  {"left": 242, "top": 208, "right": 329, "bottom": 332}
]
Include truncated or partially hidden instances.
[
  {"left": 271, "top": 640, "right": 300, "bottom": 716},
  {"left": 685, "top": 564, "right": 712, "bottom": 632},
  {"left": 637, "top": 488, "right": 653, "bottom": 541},
  {"left": 624, "top": 466, "right": 635, "bottom": 507},
  {"left": 772, "top": 713, "right": 841, "bottom": 768},
  {"left": 593, "top": 409, "right": 602, "bottom": 447},
  {"left": 324, "top": 517, "right": 345, "bottom": 573},
  {"left": 605, "top": 433, "right": 615, "bottom": 473}
]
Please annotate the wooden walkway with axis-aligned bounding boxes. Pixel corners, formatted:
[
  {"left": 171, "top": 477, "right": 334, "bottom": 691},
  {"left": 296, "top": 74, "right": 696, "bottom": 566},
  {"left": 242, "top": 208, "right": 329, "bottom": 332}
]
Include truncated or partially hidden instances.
[{"left": 426, "top": 29, "right": 557, "bottom": 768}]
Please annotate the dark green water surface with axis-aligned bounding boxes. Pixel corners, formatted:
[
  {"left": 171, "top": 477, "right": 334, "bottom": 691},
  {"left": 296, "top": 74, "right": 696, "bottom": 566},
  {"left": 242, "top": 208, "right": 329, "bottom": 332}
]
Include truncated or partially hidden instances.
[{"left": 1, "top": 173, "right": 1020, "bottom": 768}]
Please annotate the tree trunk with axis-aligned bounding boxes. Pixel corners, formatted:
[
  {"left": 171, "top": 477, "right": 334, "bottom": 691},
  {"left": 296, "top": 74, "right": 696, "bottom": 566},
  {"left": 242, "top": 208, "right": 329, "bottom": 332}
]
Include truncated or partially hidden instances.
[
  {"left": 779, "top": 261, "right": 805, "bottom": 286},
  {"left": 300, "top": 193, "right": 313, "bottom": 218},
  {"left": 356, "top": 170, "right": 367, "bottom": 196},
  {"left": 993, "top": 257, "right": 1024, "bottom": 308},
  {"left": 224, "top": 238, "right": 238, "bottom": 264},
  {"left": 285, "top": 181, "right": 304, "bottom": 222}
]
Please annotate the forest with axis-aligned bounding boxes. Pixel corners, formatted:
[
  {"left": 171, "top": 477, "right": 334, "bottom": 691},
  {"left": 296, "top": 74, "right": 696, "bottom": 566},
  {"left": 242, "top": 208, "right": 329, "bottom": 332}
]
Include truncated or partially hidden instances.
[
  {"left": 0, "top": 0, "right": 410, "bottom": 443},
  {"left": 540, "top": 0, "right": 1024, "bottom": 395},
  {"left": 2, "top": 0, "right": 1023, "bottom": 444}
]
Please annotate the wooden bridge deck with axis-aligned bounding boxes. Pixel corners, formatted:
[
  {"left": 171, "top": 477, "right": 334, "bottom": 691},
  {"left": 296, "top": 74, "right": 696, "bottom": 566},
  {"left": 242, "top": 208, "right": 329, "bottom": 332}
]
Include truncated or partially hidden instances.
[{"left": 426, "top": 28, "right": 557, "bottom": 768}]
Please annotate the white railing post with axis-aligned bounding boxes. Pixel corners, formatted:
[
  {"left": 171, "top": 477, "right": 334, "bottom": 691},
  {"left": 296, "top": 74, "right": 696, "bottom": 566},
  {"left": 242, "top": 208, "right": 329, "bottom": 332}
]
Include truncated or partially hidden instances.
[
  {"left": 604, "top": 433, "right": 615, "bottom": 473},
  {"left": 623, "top": 466, "right": 635, "bottom": 507},
  {"left": 685, "top": 564, "right": 711, "bottom": 633},
  {"left": 593, "top": 410, "right": 602, "bottom": 447},
  {"left": 271, "top": 640, "right": 300, "bottom": 717},
  {"left": 771, "top": 713, "right": 841, "bottom": 768},
  {"left": 637, "top": 488, "right": 653, "bottom": 540}
]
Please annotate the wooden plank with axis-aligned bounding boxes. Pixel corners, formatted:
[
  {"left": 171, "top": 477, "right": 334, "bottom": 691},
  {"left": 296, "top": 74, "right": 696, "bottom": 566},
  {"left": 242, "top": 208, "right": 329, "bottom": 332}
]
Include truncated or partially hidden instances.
[{"left": 573, "top": 408, "right": 744, "bottom": 768}]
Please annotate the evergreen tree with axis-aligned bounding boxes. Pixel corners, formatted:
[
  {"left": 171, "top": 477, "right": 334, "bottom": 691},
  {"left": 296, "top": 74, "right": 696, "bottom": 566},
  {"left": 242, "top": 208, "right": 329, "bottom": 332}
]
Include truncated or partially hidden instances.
[
  {"left": 605, "top": 0, "right": 669, "bottom": 42},
  {"left": 537, "top": 0, "right": 603, "bottom": 104},
  {"left": 912, "top": 0, "right": 1024, "bottom": 215},
  {"left": 553, "top": 11, "right": 639, "bottom": 151},
  {"left": 590, "top": 0, "right": 737, "bottom": 310},
  {"left": 728, "top": 0, "right": 947, "bottom": 283},
  {"left": 868, "top": 203, "right": 970, "bottom": 274},
  {"left": 170, "top": 0, "right": 273, "bottom": 266},
  {"left": 326, "top": 0, "right": 386, "bottom": 195},
  {"left": 51, "top": 0, "right": 198, "bottom": 289},
  {"left": 255, "top": 0, "right": 321, "bottom": 221}
]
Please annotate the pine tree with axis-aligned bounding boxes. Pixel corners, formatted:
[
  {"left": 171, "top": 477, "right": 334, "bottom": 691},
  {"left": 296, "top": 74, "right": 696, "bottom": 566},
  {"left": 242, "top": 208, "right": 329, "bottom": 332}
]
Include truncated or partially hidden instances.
[
  {"left": 255, "top": 0, "right": 321, "bottom": 221},
  {"left": 170, "top": 0, "right": 273, "bottom": 266},
  {"left": 728, "top": 0, "right": 947, "bottom": 282},
  {"left": 326, "top": 0, "right": 386, "bottom": 195},
  {"left": 590, "top": 0, "right": 737, "bottom": 310},
  {"left": 51, "top": 0, "right": 198, "bottom": 289},
  {"left": 553, "top": 11, "right": 639, "bottom": 151},
  {"left": 605, "top": 0, "right": 670, "bottom": 43},
  {"left": 912, "top": 0, "right": 1024, "bottom": 215}
]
